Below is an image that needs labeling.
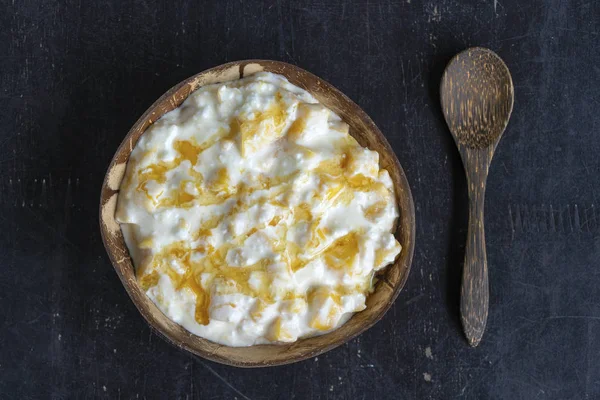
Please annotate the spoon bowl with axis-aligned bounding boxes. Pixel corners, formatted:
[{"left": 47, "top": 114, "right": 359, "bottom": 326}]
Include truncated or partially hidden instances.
[{"left": 440, "top": 47, "right": 514, "bottom": 347}]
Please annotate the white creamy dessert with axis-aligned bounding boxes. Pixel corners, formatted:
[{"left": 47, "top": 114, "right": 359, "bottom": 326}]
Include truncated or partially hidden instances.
[{"left": 116, "top": 72, "right": 401, "bottom": 346}]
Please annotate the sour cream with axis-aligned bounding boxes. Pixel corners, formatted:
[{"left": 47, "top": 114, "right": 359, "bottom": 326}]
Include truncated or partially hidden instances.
[{"left": 116, "top": 72, "right": 401, "bottom": 346}]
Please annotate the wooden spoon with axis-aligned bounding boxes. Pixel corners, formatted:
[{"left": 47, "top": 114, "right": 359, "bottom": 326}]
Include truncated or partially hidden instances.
[{"left": 440, "top": 47, "right": 514, "bottom": 347}]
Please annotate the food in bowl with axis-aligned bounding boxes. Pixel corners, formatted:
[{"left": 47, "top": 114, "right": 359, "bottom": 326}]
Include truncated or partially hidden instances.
[{"left": 115, "top": 72, "right": 401, "bottom": 346}]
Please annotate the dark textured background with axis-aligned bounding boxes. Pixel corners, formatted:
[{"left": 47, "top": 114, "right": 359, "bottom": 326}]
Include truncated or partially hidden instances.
[{"left": 1, "top": 0, "right": 599, "bottom": 399}]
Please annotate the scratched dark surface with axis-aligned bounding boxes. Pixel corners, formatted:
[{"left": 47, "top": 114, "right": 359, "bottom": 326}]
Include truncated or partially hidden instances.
[{"left": 1, "top": 0, "right": 599, "bottom": 399}]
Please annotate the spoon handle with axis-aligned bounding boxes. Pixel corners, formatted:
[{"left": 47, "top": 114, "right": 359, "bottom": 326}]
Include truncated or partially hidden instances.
[{"left": 461, "top": 170, "right": 489, "bottom": 347}]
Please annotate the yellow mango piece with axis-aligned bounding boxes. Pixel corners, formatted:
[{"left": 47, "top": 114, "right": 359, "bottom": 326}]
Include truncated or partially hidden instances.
[
  {"left": 139, "top": 271, "right": 160, "bottom": 291},
  {"left": 374, "top": 239, "right": 401, "bottom": 269},
  {"left": 268, "top": 317, "right": 295, "bottom": 342},
  {"left": 322, "top": 232, "right": 359, "bottom": 271},
  {"left": 308, "top": 287, "right": 342, "bottom": 331},
  {"left": 363, "top": 201, "right": 387, "bottom": 222},
  {"left": 239, "top": 93, "right": 288, "bottom": 157}
]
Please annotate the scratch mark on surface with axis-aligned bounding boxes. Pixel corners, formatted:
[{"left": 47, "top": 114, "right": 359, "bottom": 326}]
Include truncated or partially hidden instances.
[
  {"left": 403, "top": 292, "right": 425, "bottom": 306},
  {"left": 276, "top": 0, "right": 286, "bottom": 59},
  {"left": 509, "top": 203, "right": 599, "bottom": 236},
  {"left": 544, "top": 315, "right": 600, "bottom": 322},
  {"left": 549, "top": 204, "right": 556, "bottom": 232},
  {"left": 426, "top": 4, "right": 441, "bottom": 22},
  {"left": 574, "top": 204, "right": 581, "bottom": 232},
  {"left": 198, "top": 361, "right": 252, "bottom": 400},
  {"left": 585, "top": 321, "right": 592, "bottom": 397},
  {"left": 583, "top": 204, "right": 596, "bottom": 232},
  {"left": 366, "top": 0, "right": 371, "bottom": 53},
  {"left": 514, "top": 281, "right": 543, "bottom": 291},
  {"left": 508, "top": 204, "right": 515, "bottom": 241}
]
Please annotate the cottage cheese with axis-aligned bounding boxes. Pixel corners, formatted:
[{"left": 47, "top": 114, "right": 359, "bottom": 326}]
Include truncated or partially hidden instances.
[{"left": 116, "top": 72, "right": 401, "bottom": 346}]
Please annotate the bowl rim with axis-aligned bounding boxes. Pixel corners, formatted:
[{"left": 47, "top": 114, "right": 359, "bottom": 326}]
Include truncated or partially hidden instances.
[{"left": 99, "top": 59, "right": 415, "bottom": 367}]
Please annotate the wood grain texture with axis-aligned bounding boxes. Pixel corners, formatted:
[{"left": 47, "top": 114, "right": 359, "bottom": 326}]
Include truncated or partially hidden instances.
[
  {"left": 99, "top": 60, "right": 416, "bottom": 367},
  {"left": 440, "top": 48, "right": 514, "bottom": 347}
]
